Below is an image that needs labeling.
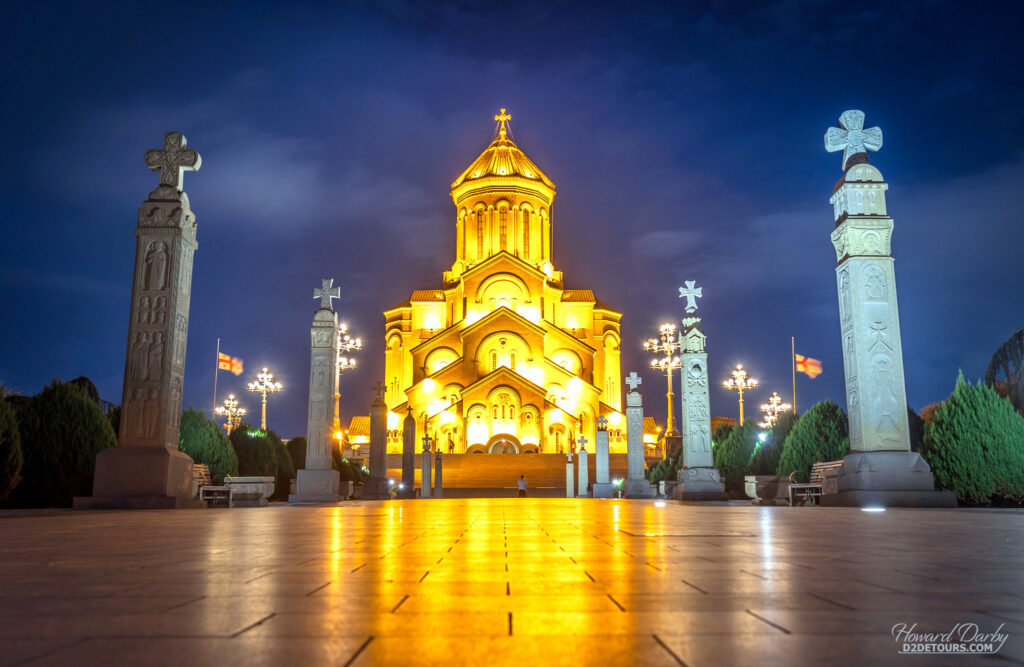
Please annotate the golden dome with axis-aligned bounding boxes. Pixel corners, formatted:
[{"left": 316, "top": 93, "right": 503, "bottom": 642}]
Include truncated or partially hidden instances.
[{"left": 451, "top": 109, "right": 555, "bottom": 193}]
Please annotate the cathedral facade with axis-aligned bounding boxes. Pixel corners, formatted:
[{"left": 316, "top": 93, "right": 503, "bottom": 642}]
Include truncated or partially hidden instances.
[{"left": 381, "top": 110, "right": 625, "bottom": 454}]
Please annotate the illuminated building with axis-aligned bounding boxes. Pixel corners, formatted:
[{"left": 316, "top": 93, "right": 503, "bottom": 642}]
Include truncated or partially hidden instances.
[{"left": 378, "top": 109, "right": 624, "bottom": 454}]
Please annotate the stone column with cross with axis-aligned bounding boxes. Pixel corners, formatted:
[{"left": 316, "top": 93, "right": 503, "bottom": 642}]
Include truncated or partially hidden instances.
[
  {"left": 75, "top": 132, "right": 204, "bottom": 510},
  {"left": 401, "top": 407, "right": 416, "bottom": 498},
  {"left": 577, "top": 435, "right": 590, "bottom": 497},
  {"left": 624, "top": 372, "right": 651, "bottom": 498},
  {"left": 592, "top": 416, "right": 613, "bottom": 498},
  {"left": 362, "top": 382, "right": 391, "bottom": 499},
  {"left": 291, "top": 279, "right": 344, "bottom": 503},
  {"left": 675, "top": 282, "right": 727, "bottom": 500},
  {"left": 824, "top": 110, "right": 954, "bottom": 507},
  {"left": 565, "top": 452, "right": 575, "bottom": 498}
]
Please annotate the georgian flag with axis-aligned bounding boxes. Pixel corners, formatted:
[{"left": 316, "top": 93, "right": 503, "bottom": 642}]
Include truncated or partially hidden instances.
[
  {"left": 795, "top": 354, "right": 822, "bottom": 379},
  {"left": 218, "top": 352, "right": 244, "bottom": 376}
]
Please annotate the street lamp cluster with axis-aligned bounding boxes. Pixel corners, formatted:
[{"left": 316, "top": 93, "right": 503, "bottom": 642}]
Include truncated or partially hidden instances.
[
  {"left": 643, "top": 323, "right": 681, "bottom": 436},
  {"left": 215, "top": 394, "right": 246, "bottom": 435},
  {"left": 247, "top": 367, "right": 282, "bottom": 431},
  {"left": 722, "top": 364, "right": 758, "bottom": 423},
  {"left": 759, "top": 391, "right": 792, "bottom": 429}
]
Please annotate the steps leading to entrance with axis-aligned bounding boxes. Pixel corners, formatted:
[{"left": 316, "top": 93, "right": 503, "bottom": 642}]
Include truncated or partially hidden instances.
[{"left": 384, "top": 453, "right": 629, "bottom": 489}]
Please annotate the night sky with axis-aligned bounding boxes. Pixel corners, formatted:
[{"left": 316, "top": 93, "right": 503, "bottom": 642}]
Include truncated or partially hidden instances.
[{"left": 2, "top": 1, "right": 1022, "bottom": 439}]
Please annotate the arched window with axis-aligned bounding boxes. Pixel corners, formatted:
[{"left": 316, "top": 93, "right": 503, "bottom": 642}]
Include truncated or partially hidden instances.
[
  {"left": 493, "top": 405, "right": 499, "bottom": 419},
  {"left": 509, "top": 406, "right": 515, "bottom": 420},
  {"left": 477, "top": 211, "right": 485, "bottom": 257},
  {"left": 499, "top": 209, "right": 507, "bottom": 250},
  {"left": 490, "top": 351, "right": 497, "bottom": 371},
  {"left": 510, "top": 352, "right": 516, "bottom": 371},
  {"left": 522, "top": 210, "right": 530, "bottom": 259}
]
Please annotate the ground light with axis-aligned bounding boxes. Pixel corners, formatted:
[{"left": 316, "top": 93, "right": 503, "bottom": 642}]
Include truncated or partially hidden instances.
[
  {"left": 862, "top": 507, "right": 886, "bottom": 512},
  {"left": 654, "top": 501, "right": 666, "bottom": 507}
]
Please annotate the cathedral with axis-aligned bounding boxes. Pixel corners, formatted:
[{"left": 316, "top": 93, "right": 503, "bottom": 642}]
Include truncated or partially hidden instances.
[{"left": 374, "top": 110, "right": 626, "bottom": 455}]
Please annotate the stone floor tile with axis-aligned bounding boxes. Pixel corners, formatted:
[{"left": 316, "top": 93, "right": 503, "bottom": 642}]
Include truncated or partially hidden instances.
[
  {"left": 512, "top": 610, "right": 786, "bottom": 635},
  {"left": 349, "top": 635, "right": 678, "bottom": 666},
  {"left": 25, "top": 636, "right": 370, "bottom": 667}
]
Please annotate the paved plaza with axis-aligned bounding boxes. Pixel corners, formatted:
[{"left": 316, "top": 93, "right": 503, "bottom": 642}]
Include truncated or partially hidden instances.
[{"left": 1, "top": 500, "right": 1023, "bottom": 666}]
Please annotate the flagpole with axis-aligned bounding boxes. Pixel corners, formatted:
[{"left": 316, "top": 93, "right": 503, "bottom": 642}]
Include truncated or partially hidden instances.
[
  {"left": 213, "top": 338, "right": 220, "bottom": 419},
  {"left": 791, "top": 336, "right": 797, "bottom": 414}
]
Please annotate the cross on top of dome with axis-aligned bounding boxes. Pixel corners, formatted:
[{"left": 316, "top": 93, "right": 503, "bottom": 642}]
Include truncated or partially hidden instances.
[{"left": 494, "top": 108, "right": 511, "bottom": 137}]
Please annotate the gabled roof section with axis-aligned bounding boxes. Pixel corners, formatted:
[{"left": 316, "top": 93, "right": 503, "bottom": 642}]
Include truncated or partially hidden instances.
[
  {"left": 542, "top": 320, "right": 596, "bottom": 355},
  {"left": 460, "top": 305, "right": 547, "bottom": 341},
  {"left": 461, "top": 250, "right": 547, "bottom": 284},
  {"left": 347, "top": 416, "right": 370, "bottom": 437},
  {"left": 460, "top": 365, "right": 549, "bottom": 399}
]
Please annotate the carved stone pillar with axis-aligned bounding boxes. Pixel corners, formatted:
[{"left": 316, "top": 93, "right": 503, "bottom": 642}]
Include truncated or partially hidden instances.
[
  {"left": 75, "top": 132, "right": 203, "bottom": 510},
  {"left": 291, "top": 292, "right": 342, "bottom": 503},
  {"left": 676, "top": 309, "right": 726, "bottom": 500},
  {"left": 824, "top": 110, "right": 955, "bottom": 507}
]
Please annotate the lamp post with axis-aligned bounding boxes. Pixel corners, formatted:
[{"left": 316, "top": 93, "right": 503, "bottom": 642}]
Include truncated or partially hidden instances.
[
  {"left": 214, "top": 394, "right": 246, "bottom": 435},
  {"left": 643, "top": 323, "right": 681, "bottom": 436},
  {"left": 759, "top": 391, "right": 792, "bottom": 429},
  {"left": 247, "top": 367, "right": 282, "bottom": 431},
  {"left": 334, "top": 322, "right": 363, "bottom": 430},
  {"left": 723, "top": 364, "right": 758, "bottom": 423}
]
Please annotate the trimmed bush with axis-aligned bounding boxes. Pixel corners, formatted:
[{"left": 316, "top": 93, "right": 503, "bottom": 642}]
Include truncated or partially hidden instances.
[
  {"left": 229, "top": 424, "right": 278, "bottom": 477},
  {"left": 0, "top": 397, "right": 23, "bottom": 502},
  {"left": 923, "top": 373, "right": 1024, "bottom": 504},
  {"left": 776, "top": 400, "right": 849, "bottom": 483},
  {"left": 647, "top": 445, "right": 682, "bottom": 482},
  {"left": 713, "top": 420, "right": 758, "bottom": 494},
  {"left": 9, "top": 380, "right": 116, "bottom": 507},
  {"left": 179, "top": 407, "right": 238, "bottom": 483},
  {"left": 747, "top": 410, "right": 799, "bottom": 476},
  {"left": 266, "top": 430, "right": 295, "bottom": 500},
  {"left": 287, "top": 437, "right": 307, "bottom": 471}
]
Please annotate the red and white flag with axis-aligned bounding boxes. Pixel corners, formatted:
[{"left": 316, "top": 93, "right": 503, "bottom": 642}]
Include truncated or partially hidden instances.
[
  {"left": 218, "top": 352, "right": 244, "bottom": 376},
  {"left": 794, "top": 354, "right": 822, "bottom": 379}
]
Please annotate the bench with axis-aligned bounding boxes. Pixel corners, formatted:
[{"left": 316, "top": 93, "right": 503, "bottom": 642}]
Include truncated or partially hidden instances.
[
  {"left": 193, "top": 463, "right": 233, "bottom": 507},
  {"left": 788, "top": 460, "right": 844, "bottom": 506}
]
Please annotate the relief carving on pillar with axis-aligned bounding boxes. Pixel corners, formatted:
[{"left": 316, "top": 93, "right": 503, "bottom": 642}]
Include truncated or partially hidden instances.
[
  {"left": 143, "top": 241, "right": 169, "bottom": 290},
  {"left": 863, "top": 264, "right": 887, "bottom": 302},
  {"left": 173, "top": 315, "right": 187, "bottom": 365}
]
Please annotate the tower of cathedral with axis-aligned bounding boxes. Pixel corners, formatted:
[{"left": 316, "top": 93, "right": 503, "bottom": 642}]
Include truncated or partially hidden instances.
[{"left": 381, "top": 110, "right": 624, "bottom": 454}]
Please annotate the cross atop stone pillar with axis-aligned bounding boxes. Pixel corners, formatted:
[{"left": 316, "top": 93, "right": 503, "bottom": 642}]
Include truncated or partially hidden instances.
[
  {"left": 314, "top": 278, "right": 340, "bottom": 311},
  {"left": 75, "top": 131, "right": 204, "bottom": 510}
]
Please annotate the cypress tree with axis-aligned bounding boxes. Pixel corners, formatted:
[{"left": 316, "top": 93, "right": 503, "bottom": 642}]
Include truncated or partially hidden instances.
[
  {"left": 229, "top": 424, "right": 278, "bottom": 477},
  {"left": 924, "top": 373, "right": 1024, "bottom": 504},
  {"left": 713, "top": 419, "right": 758, "bottom": 494},
  {"left": 11, "top": 381, "right": 116, "bottom": 507},
  {"left": 748, "top": 409, "right": 799, "bottom": 476},
  {"left": 776, "top": 400, "right": 849, "bottom": 483},
  {"left": 0, "top": 397, "right": 23, "bottom": 502},
  {"left": 266, "top": 430, "right": 295, "bottom": 500},
  {"left": 179, "top": 407, "right": 238, "bottom": 483}
]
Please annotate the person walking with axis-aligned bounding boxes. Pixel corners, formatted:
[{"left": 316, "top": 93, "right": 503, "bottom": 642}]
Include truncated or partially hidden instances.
[{"left": 517, "top": 475, "right": 527, "bottom": 498}]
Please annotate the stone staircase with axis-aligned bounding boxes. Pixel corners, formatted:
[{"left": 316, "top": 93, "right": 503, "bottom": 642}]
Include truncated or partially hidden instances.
[{"left": 384, "top": 453, "right": 629, "bottom": 490}]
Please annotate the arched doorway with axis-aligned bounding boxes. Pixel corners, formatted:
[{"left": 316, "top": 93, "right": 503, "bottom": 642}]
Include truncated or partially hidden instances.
[{"left": 485, "top": 433, "right": 522, "bottom": 454}]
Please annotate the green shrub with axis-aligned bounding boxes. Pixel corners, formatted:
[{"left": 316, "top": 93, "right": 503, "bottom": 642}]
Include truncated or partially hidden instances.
[
  {"left": 748, "top": 410, "right": 799, "bottom": 476},
  {"left": 713, "top": 420, "right": 758, "bottom": 494},
  {"left": 266, "top": 430, "right": 294, "bottom": 500},
  {"left": 9, "top": 380, "right": 116, "bottom": 507},
  {"left": 0, "top": 397, "right": 23, "bottom": 502},
  {"left": 923, "top": 373, "right": 1024, "bottom": 504},
  {"left": 178, "top": 407, "right": 238, "bottom": 483},
  {"left": 229, "top": 424, "right": 278, "bottom": 477},
  {"left": 776, "top": 400, "right": 849, "bottom": 483},
  {"left": 287, "top": 437, "right": 307, "bottom": 471}
]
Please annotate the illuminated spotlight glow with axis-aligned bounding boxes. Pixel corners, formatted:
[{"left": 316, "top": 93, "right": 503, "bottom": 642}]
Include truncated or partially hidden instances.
[
  {"left": 861, "top": 507, "right": 886, "bottom": 512},
  {"left": 654, "top": 501, "right": 666, "bottom": 507}
]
